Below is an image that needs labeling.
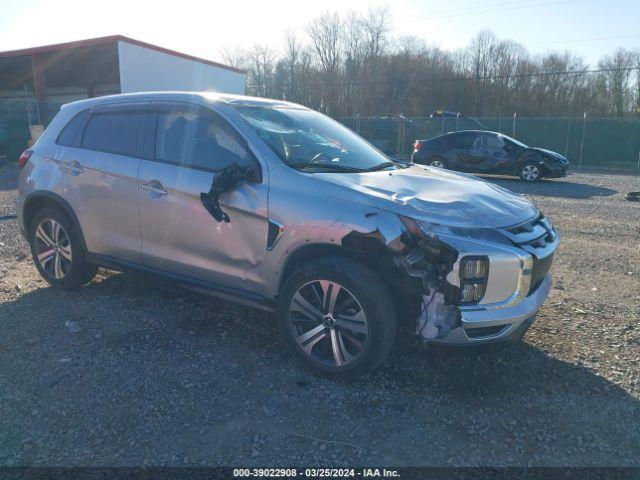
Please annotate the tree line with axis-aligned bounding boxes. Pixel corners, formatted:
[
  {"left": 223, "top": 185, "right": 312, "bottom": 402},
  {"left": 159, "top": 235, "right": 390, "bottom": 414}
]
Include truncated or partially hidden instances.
[{"left": 222, "top": 8, "right": 640, "bottom": 118}]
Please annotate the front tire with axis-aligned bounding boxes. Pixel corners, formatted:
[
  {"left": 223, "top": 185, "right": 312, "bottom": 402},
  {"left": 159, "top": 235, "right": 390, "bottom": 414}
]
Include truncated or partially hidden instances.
[
  {"left": 28, "top": 207, "right": 97, "bottom": 289},
  {"left": 277, "top": 256, "right": 397, "bottom": 379},
  {"left": 518, "top": 161, "right": 541, "bottom": 182}
]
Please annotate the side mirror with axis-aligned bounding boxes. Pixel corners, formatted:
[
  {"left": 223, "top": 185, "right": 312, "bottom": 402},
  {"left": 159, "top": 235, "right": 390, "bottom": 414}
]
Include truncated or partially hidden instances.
[
  {"left": 246, "top": 164, "right": 262, "bottom": 183},
  {"left": 201, "top": 163, "right": 261, "bottom": 223}
]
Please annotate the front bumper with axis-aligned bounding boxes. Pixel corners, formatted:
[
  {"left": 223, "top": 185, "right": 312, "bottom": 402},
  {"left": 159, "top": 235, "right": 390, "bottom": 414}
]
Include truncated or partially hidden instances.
[
  {"left": 542, "top": 163, "right": 568, "bottom": 178},
  {"left": 426, "top": 273, "right": 551, "bottom": 346}
]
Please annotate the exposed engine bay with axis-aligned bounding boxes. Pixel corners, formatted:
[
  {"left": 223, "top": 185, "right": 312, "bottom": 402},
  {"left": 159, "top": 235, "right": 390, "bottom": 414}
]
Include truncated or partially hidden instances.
[
  {"left": 392, "top": 228, "right": 461, "bottom": 340},
  {"left": 342, "top": 221, "right": 462, "bottom": 341}
]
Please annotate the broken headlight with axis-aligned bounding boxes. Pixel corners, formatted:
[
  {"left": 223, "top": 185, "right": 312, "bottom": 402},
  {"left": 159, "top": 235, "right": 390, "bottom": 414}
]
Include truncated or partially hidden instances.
[
  {"left": 459, "top": 256, "right": 489, "bottom": 304},
  {"left": 412, "top": 219, "right": 453, "bottom": 238}
]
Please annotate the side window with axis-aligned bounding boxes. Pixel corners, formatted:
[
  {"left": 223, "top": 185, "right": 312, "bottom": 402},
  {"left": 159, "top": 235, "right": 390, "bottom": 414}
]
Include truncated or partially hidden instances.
[
  {"left": 482, "top": 134, "right": 505, "bottom": 149},
  {"left": 56, "top": 109, "right": 89, "bottom": 147},
  {"left": 155, "top": 110, "right": 256, "bottom": 171},
  {"left": 451, "top": 133, "right": 478, "bottom": 149},
  {"left": 82, "top": 112, "right": 145, "bottom": 157}
]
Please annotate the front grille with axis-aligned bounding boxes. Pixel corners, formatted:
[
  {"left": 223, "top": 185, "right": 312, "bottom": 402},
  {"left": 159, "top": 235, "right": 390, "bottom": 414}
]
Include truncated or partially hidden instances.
[
  {"left": 500, "top": 214, "right": 558, "bottom": 294},
  {"left": 501, "top": 214, "right": 557, "bottom": 255},
  {"left": 465, "top": 324, "right": 507, "bottom": 339}
]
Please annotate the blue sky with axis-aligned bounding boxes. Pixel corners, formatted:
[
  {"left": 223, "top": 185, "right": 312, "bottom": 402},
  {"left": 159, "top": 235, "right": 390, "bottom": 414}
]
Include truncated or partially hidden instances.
[{"left": 0, "top": 0, "right": 638, "bottom": 66}]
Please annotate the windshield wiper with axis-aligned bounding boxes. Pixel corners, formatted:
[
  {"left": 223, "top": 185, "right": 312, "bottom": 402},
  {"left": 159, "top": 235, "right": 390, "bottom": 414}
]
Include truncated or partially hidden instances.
[
  {"left": 366, "top": 161, "right": 398, "bottom": 172},
  {"left": 288, "top": 162, "right": 365, "bottom": 173}
]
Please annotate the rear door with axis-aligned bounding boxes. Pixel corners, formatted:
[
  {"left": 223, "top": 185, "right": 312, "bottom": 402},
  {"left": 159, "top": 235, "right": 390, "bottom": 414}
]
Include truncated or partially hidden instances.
[
  {"left": 56, "top": 104, "right": 147, "bottom": 262},
  {"left": 137, "top": 102, "right": 268, "bottom": 293}
]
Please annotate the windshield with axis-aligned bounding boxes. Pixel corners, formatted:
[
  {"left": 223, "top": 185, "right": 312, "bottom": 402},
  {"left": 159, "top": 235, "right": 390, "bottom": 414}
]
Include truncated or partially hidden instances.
[
  {"left": 500, "top": 133, "right": 528, "bottom": 148},
  {"left": 232, "top": 105, "right": 400, "bottom": 172}
]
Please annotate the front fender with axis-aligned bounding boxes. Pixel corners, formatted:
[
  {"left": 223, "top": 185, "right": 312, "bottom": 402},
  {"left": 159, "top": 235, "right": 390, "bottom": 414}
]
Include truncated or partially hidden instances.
[{"left": 263, "top": 167, "right": 407, "bottom": 298}]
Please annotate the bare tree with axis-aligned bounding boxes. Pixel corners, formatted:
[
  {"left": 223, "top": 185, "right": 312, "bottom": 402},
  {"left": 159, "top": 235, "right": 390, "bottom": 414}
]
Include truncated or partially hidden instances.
[
  {"left": 306, "top": 11, "right": 343, "bottom": 75},
  {"left": 225, "top": 10, "right": 639, "bottom": 118},
  {"left": 598, "top": 48, "right": 637, "bottom": 116}
]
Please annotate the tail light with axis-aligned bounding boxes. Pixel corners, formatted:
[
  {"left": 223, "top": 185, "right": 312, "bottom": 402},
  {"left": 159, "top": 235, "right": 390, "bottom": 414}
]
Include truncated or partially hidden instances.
[
  {"left": 18, "top": 149, "right": 33, "bottom": 169},
  {"left": 413, "top": 141, "right": 423, "bottom": 151}
]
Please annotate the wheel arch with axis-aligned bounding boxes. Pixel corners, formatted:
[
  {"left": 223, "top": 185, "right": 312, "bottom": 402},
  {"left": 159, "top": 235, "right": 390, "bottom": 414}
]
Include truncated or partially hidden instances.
[
  {"left": 23, "top": 191, "right": 88, "bottom": 251},
  {"left": 276, "top": 233, "right": 421, "bottom": 327},
  {"left": 278, "top": 243, "right": 362, "bottom": 293},
  {"left": 516, "top": 150, "right": 544, "bottom": 167}
]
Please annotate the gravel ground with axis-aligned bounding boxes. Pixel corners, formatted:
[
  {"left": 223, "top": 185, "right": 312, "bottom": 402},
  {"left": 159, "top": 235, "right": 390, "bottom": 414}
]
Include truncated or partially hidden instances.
[{"left": 0, "top": 164, "right": 638, "bottom": 467}]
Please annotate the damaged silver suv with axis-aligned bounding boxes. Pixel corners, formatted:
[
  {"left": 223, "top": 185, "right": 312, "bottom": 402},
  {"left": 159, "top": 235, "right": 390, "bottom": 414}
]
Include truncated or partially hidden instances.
[{"left": 17, "top": 92, "right": 559, "bottom": 378}]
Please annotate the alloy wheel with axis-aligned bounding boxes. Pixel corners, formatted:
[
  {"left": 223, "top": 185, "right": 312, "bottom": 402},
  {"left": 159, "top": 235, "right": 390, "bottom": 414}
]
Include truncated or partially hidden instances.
[
  {"left": 522, "top": 164, "right": 540, "bottom": 181},
  {"left": 430, "top": 159, "right": 444, "bottom": 168},
  {"left": 288, "top": 280, "right": 369, "bottom": 367},
  {"left": 34, "top": 218, "right": 72, "bottom": 280}
]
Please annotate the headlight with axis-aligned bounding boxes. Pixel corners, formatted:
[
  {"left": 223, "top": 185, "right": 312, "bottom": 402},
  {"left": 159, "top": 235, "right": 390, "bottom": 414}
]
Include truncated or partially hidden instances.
[
  {"left": 459, "top": 256, "right": 489, "bottom": 304},
  {"left": 414, "top": 220, "right": 453, "bottom": 237}
]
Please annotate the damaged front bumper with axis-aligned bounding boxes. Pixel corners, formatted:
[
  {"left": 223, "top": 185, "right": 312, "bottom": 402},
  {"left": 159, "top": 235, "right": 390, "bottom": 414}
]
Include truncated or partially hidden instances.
[
  {"left": 427, "top": 273, "right": 551, "bottom": 346},
  {"left": 395, "top": 213, "right": 558, "bottom": 348}
]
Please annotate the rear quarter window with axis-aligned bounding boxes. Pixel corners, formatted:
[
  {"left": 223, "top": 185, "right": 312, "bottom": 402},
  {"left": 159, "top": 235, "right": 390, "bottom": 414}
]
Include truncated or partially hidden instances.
[{"left": 56, "top": 109, "right": 89, "bottom": 147}]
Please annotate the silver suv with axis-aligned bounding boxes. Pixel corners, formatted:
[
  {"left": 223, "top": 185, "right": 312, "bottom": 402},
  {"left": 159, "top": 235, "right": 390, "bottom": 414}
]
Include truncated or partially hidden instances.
[{"left": 17, "top": 92, "right": 559, "bottom": 378}]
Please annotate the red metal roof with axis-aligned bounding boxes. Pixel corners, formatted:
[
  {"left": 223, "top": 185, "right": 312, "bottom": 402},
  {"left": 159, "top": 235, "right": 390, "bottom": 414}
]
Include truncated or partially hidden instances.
[{"left": 0, "top": 35, "right": 246, "bottom": 74}]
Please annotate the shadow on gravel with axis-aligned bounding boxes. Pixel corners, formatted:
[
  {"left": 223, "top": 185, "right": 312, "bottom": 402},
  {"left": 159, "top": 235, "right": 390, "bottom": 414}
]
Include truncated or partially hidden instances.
[
  {"left": 1, "top": 271, "right": 639, "bottom": 466},
  {"left": 0, "top": 165, "right": 18, "bottom": 192},
  {"left": 477, "top": 175, "right": 618, "bottom": 200}
]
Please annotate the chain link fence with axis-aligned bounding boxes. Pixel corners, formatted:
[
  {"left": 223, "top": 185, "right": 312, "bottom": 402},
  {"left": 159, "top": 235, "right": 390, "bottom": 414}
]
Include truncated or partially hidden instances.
[
  {"left": 1, "top": 101, "right": 639, "bottom": 171},
  {"left": 336, "top": 115, "right": 640, "bottom": 170},
  {"left": 0, "top": 99, "right": 63, "bottom": 163}
]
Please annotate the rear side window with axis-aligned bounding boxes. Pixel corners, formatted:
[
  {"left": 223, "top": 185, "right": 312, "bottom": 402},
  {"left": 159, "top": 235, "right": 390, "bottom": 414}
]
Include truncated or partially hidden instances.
[
  {"left": 155, "top": 110, "right": 256, "bottom": 171},
  {"left": 56, "top": 109, "right": 89, "bottom": 147},
  {"left": 449, "top": 132, "right": 478, "bottom": 149},
  {"left": 82, "top": 112, "right": 145, "bottom": 157}
]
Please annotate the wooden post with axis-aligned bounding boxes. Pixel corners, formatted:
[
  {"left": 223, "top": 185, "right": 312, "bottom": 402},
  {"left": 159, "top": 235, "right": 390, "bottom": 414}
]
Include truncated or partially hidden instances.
[{"left": 31, "top": 53, "right": 44, "bottom": 124}]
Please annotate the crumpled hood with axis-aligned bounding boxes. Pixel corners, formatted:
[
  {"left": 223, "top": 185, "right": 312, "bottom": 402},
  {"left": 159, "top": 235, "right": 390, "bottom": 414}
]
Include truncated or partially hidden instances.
[
  {"left": 315, "top": 165, "right": 538, "bottom": 228},
  {"left": 530, "top": 147, "right": 568, "bottom": 162}
]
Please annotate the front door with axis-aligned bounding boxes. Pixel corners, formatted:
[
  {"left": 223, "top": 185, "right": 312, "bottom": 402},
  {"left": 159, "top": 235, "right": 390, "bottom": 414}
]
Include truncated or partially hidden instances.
[
  {"left": 475, "top": 133, "right": 512, "bottom": 172},
  {"left": 137, "top": 104, "right": 268, "bottom": 293}
]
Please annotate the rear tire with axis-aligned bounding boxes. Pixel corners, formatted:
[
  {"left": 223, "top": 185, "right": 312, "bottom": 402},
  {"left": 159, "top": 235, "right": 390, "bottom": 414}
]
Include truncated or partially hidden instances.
[
  {"left": 277, "top": 256, "right": 397, "bottom": 379},
  {"left": 518, "top": 161, "right": 541, "bottom": 182},
  {"left": 28, "top": 206, "right": 97, "bottom": 289}
]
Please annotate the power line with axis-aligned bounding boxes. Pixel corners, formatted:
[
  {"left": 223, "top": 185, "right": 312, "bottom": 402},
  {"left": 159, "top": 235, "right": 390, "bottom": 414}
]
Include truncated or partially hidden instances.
[
  {"left": 526, "top": 33, "right": 640, "bottom": 46},
  {"left": 390, "top": 0, "right": 584, "bottom": 23},
  {"left": 306, "top": 66, "right": 640, "bottom": 88},
  {"left": 392, "top": 0, "right": 545, "bottom": 19}
]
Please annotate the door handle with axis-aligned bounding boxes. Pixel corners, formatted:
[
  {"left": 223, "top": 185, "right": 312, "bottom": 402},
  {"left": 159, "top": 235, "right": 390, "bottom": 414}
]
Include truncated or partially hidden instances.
[
  {"left": 141, "top": 180, "right": 168, "bottom": 196},
  {"left": 61, "top": 160, "right": 84, "bottom": 175}
]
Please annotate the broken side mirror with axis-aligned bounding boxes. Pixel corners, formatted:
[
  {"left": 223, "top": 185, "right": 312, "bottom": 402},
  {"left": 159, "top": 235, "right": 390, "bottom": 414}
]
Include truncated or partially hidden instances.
[
  {"left": 245, "top": 164, "right": 262, "bottom": 184},
  {"left": 200, "top": 162, "right": 261, "bottom": 223}
]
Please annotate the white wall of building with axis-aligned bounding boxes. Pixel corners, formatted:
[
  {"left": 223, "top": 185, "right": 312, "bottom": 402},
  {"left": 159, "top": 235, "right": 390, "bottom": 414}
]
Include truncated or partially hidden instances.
[{"left": 117, "top": 41, "right": 245, "bottom": 95}]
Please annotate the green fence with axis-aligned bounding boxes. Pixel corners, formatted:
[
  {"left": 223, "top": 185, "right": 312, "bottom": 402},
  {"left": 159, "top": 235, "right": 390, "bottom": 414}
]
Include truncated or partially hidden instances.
[
  {"left": 336, "top": 115, "right": 640, "bottom": 170},
  {"left": 2, "top": 102, "right": 639, "bottom": 170},
  {"left": 0, "top": 99, "right": 63, "bottom": 163}
]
